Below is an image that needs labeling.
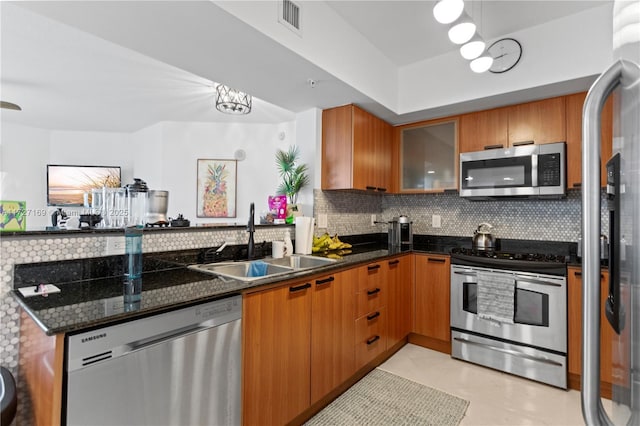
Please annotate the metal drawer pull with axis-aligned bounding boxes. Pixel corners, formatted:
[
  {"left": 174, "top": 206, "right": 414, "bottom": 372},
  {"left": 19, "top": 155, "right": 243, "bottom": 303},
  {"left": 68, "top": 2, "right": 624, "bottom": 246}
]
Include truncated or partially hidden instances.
[
  {"left": 366, "top": 335, "right": 380, "bottom": 345},
  {"left": 365, "top": 186, "right": 376, "bottom": 191},
  {"left": 289, "top": 283, "right": 311, "bottom": 293},
  {"left": 454, "top": 271, "right": 477, "bottom": 277},
  {"left": 367, "top": 311, "right": 380, "bottom": 321},
  {"left": 388, "top": 260, "right": 400, "bottom": 266},
  {"left": 427, "top": 257, "right": 446, "bottom": 263},
  {"left": 573, "top": 271, "right": 604, "bottom": 279},
  {"left": 367, "top": 288, "right": 381, "bottom": 296},
  {"left": 377, "top": 187, "right": 387, "bottom": 192},
  {"left": 453, "top": 337, "right": 562, "bottom": 366},
  {"left": 315, "top": 276, "right": 335, "bottom": 285},
  {"left": 512, "top": 140, "right": 535, "bottom": 146},
  {"left": 367, "top": 264, "right": 381, "bottom": 271},
  {"left": 484, "top": 144, "right": 504, "bottom": 150}
]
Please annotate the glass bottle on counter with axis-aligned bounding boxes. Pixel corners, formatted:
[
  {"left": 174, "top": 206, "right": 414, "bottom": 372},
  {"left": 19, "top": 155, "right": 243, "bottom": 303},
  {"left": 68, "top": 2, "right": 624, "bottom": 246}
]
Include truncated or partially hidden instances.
[{"left": 124, "top": 226, "right": 143, "bottom": 303}]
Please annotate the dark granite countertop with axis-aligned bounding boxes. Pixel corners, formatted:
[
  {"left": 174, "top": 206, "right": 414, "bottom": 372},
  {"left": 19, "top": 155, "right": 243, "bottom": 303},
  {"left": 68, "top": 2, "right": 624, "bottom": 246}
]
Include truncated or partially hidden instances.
[{"left": 13, "top": 248, "right": 399, "bottom": 336}]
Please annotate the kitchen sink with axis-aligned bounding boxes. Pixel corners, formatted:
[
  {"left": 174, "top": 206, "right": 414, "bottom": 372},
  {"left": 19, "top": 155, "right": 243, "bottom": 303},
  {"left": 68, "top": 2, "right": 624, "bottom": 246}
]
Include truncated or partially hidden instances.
[
  {"left": 189, "top": 255, "right": 337, "bottom": 282},
  {"left": 263, "top": 254, "right": 337, "bottom": 269}
]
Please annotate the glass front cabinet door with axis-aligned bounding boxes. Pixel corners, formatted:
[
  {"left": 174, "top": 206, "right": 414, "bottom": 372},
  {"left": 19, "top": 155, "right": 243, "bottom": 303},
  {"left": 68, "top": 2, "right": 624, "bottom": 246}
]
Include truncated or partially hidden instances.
[{"left": 399, "top": 119, "right": 457, "bottom": 192}]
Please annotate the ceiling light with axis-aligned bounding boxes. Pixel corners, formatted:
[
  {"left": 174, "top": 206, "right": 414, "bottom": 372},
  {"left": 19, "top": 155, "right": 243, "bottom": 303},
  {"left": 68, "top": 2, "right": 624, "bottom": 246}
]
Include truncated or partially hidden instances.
[
  {"left": 460, "top": 34, "right": 486, "bottom": 60},
  {"left": 215, "top": 84, "right": 252, "bottom": 114},
  {"left": 448, "top": 13, "right": 476, "bottom": 44},
  {"left": 433, "top": 0, "right": 465, "bottom": 25},
  {"left": 470, "top": 54, "right": 494, "bottom": 73}
]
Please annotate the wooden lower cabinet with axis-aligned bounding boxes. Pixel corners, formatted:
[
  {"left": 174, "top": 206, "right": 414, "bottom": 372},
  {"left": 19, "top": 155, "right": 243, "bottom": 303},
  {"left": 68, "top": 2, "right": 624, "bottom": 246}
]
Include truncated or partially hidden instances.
[
  {"left": 354, "top": 261, "right": 388, "bottom": 370},
  {"left": 386, "top": 255, "right": 412, "bottom": 347},
  {"left": 311, "top": 270, "right": 357, "bottom": 404},
  {"left": 567, "top": 266, "right": 614, "bottom": 397},
  {"left": 412, "top": 254, "right": 451, "bottom": 352},
  {"left": 242, "top": 280, "right": 312, "bottom": 426}
]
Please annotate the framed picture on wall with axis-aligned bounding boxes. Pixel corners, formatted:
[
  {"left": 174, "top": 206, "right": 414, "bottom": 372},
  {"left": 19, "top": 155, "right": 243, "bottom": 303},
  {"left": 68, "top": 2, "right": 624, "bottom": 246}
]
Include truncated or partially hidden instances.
[{"left": 196, "top": 159, "right": 237, "bottom": 218}]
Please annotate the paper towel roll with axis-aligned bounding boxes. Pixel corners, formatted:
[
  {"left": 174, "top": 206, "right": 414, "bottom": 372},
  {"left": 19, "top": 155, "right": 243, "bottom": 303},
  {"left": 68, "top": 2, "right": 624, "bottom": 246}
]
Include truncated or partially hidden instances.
[{"left": 295, "top": 216, "right": 314, "bottom": 255}]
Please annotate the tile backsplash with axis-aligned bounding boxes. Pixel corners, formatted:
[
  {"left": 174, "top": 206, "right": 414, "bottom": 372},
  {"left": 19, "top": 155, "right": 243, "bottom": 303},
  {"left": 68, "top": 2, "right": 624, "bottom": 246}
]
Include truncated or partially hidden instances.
[{"left": 314, "top": 189, "right": 608, "bottom": 242}]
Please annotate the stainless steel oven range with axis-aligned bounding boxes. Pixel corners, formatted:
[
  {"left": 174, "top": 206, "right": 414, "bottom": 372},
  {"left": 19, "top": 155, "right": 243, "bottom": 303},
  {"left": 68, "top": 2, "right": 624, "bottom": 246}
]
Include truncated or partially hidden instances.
[{"left": 450, "top": 248, "right": 568, "bottom": 388}]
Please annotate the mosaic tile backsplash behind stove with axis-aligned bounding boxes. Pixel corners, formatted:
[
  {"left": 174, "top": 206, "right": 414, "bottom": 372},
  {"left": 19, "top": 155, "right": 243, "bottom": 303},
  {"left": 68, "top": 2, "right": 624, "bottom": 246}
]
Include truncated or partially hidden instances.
[{"left": 314, "top": 189, "right": 608, "bottom": 242}]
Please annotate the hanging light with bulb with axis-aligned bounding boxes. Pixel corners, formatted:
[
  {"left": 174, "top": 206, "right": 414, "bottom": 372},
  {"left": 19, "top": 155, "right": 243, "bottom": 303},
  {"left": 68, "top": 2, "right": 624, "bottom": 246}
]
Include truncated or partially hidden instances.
[
  {"left": 433, "top": 0, "right": 464, "bottom": 24},
  {"left": 459, "top": 33, "right": 486, "bottom": 60},
  {"left": 447, "top": 12, "right": 476, "bottom": 45}
]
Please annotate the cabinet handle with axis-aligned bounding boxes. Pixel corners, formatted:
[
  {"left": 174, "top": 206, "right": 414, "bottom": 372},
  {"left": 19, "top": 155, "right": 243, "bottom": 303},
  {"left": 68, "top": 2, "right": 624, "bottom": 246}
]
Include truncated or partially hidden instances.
[
  {"left": 367, "top": 288, "right": 381, "bottom": 296},
  {"left": 368, "top": 264, "right": 381, "bottom": 271},
  {"left": 573, "top": 271, "right": 604, "bottom": 279},
  {"left": 367, "top": 311, "right": 381, "bottom": 321},
  {"left": 365, "top": 186, "right": 377, "bottom": 191},
  {"left": 427, "top": 257, "right": 446, "bottom": 263},
  {"left": 289, "top": 283, "right": 311, "bottom": 293},
  {"left": 512, "top": 140, "right": 535, "bottom": 146},
  {"left": 366, "top": 335, "right": 380, "bottom": 345},
  {"left": 573, "top": 183, "right": 582, "bottom": 188},
  {"left": 388, "top": 259, "right": 400, "bottom": 266},
  {"left": 484, "top": 144, "right": 504, "bottom": 150},
  {"left": 315, "top": 276, "right": 334, "bottom": 286},
  {"left": 376, "top": 187, "right": 387, "bottom": 192}
]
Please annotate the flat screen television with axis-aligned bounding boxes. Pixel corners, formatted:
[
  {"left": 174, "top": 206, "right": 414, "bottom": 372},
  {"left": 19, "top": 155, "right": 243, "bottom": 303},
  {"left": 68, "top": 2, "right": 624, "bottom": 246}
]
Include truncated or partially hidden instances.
[{"left": 47, "top": 164, "right": 121, "bottom": 206}]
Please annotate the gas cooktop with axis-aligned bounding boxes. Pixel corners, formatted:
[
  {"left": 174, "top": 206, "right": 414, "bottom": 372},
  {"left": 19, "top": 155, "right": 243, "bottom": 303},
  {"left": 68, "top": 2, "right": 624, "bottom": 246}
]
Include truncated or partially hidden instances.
[{"left": 450, "top": 247, "right": 568, "bottom": 276}]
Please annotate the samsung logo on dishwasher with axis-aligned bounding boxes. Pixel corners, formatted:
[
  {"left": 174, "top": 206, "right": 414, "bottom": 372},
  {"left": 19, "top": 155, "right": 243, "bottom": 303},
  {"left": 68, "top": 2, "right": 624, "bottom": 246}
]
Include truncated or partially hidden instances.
[{"left": 81, "top": 333, "right": 106, "bottom": 343}]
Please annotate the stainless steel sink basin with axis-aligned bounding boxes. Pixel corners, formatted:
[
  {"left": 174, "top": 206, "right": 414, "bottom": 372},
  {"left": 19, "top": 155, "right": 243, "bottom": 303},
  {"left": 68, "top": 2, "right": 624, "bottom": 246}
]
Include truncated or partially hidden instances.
[
  {"left": 190, "top": 262, "right": 294, "bottom": 282},
  {"left": 189, "top": 255, "right": 337, "bottom": 282},
  {"left": 263, "top": 255, "right": 337, "bottom": 269}
]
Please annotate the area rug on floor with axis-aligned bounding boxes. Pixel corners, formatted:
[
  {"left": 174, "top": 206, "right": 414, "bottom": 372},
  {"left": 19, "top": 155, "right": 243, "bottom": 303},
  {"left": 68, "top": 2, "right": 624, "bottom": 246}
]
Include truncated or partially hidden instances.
[{"left": 305, "top": 369, "right": 469, "bottom": 426}]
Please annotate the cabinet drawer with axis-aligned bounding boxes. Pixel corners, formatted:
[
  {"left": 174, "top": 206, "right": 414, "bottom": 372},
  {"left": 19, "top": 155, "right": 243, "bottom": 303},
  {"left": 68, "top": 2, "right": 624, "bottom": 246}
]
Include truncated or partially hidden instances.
[
  {"left": 356, "top": 286, "right": 385, "bottom": 318},
  {"left": 355, "top": 307, "right": 386, "bottom": 368}
]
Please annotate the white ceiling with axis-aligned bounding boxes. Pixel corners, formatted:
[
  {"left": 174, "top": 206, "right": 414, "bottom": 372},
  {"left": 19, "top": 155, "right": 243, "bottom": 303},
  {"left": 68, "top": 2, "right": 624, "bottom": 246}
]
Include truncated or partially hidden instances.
[{"left": 0, "top": 1, "right": 607, "bottom": 132}]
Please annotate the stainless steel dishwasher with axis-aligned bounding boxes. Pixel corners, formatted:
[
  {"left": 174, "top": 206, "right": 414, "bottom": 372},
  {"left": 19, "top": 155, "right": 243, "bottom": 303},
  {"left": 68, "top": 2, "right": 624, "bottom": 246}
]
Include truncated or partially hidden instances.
[{"left": 65, "top": 295, "right": 241, "bottom": 426}]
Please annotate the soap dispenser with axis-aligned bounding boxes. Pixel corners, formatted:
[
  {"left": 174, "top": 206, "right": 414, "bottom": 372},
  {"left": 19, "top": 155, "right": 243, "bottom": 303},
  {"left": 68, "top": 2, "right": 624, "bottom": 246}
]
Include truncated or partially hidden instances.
[{"left": 284, "top": 230, "right": 293, "bottom": 257}]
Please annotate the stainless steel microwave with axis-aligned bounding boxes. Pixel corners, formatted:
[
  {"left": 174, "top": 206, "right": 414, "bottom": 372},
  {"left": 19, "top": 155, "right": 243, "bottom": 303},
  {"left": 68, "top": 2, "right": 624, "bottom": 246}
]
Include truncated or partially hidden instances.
[{"left": 459, "top": 142, "right": 566, "bottom": 199}]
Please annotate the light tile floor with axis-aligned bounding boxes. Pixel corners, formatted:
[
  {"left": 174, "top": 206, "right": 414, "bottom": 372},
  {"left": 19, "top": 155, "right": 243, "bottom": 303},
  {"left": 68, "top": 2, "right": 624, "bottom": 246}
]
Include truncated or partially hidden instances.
[{"left": 378, "top": 344, "right": 612, "bottom": 426}]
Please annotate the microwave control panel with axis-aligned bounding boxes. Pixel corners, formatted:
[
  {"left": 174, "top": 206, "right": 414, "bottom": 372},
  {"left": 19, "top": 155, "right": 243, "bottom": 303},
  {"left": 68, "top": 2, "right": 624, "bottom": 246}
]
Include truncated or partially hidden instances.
[{"left": 538, "top": 153, "right": 561, "bottom": 186}]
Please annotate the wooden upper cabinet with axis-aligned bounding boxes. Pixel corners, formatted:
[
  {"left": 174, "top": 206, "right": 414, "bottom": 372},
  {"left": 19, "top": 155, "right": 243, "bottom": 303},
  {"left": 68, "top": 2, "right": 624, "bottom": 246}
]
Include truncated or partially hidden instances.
[
  {"left": 397, "top": 118, "right": 458, "bottom": 192},
  {"left": 565, "top": 92, "right": 613, "bottom": 188},
  {"left": 459, "top": 108, "right": 508, "bottom": 153},
  {"left": 508, "top": 96, "right": 566, "bottom": 146},
  {"left": 322, "top": 104, "right": 392, "bottom": 192},
  {"left": 459, "top": 97, "right": 566, "bottom": 154}
]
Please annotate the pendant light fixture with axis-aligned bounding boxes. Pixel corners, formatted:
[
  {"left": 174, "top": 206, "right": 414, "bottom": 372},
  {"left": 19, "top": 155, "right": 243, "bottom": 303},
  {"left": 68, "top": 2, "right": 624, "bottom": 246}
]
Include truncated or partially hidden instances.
[
  {"left": 460, "top": 33, "right": 486, "bottom": 60},
  {"left": 433, "top": 0, "right": 464, "bottom": 24},
  {"left": 470, "top": 54, "right": 494, "bottom": 73},
  {"left": 447, "top": 12, "right": 476, "bottom": 44},
  {"left": 215, "top": 84, "right": 252, "bottom": 115}
]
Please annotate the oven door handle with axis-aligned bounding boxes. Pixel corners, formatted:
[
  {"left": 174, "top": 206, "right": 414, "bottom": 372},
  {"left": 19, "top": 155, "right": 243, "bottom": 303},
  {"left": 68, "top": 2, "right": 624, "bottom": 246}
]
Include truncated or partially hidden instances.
[
  {"left": 514, "top": 277, "right": 563, "bottom": 288},
  {"left": 453, "top": 271, "right": 477, "bottom": 277},
  {"left": 453, "top": 336, "right": 563, "bottom": 367}
]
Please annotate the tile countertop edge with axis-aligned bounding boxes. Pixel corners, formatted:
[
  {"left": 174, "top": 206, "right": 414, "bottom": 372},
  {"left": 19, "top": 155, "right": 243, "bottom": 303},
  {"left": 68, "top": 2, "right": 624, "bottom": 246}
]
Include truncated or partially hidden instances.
[{"left": 13, "top": 249, "right": 411, "bottom": 336}]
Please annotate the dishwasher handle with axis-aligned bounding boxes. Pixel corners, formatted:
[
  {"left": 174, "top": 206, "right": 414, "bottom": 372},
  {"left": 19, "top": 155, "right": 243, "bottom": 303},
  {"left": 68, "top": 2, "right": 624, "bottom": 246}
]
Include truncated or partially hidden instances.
[{"left": 126, "top": 321, "right": 214, "bottom": 353}]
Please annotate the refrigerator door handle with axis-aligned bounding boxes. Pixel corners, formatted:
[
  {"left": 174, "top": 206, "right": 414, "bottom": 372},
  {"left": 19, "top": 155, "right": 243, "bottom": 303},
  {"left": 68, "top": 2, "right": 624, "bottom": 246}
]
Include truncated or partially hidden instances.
[{"left": 582, "top": 59, "right": 628, "bottom": 426}]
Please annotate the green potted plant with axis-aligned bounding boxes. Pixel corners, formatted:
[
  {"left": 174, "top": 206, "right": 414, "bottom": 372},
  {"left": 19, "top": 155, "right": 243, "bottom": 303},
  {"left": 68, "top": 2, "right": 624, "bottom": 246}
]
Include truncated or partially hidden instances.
[{"left": 275, "top": 145, "right": 310, "bottom": 223}]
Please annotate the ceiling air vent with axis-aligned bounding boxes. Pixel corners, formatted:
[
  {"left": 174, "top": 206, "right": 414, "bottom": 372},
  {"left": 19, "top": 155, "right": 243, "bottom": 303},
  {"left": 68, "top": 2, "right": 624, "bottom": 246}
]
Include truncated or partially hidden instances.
[{"left": 278, "top": 0, "right": 302, "bottom": 36}]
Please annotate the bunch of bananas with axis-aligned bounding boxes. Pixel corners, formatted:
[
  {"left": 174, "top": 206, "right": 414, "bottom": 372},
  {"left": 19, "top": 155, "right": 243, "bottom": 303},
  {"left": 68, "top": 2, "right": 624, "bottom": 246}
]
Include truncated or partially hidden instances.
[{"left": 312, "top": 233, "right": 352, "bottom": 253}]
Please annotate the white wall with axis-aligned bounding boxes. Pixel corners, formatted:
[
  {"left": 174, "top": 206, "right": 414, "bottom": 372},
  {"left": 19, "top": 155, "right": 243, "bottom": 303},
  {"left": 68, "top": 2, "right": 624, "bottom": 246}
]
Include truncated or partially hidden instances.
[{"left": 1, "top": 115, "right": 316, "bottom": 230}]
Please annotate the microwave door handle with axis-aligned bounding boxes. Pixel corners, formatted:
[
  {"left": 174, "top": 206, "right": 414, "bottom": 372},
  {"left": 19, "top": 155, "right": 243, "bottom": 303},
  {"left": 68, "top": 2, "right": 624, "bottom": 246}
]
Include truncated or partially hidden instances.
[
  {"left": 581, "top": 60, "right": 630, "bottom": 426},
  {"left": 531, "top": 154, "right": 538, "bottom": 187}
]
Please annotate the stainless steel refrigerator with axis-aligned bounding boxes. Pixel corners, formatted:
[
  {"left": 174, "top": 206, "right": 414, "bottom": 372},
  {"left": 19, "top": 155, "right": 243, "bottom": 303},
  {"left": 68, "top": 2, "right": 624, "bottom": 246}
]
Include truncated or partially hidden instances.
[{"left": 582, "top": 1, "right": 640, "bottom": 425}]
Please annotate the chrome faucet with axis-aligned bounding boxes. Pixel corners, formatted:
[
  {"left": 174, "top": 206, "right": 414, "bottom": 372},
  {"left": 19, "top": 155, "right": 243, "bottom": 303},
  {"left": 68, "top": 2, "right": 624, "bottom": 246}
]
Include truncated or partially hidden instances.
[{"left": 247, "top": 202, "right": 255, "bottom": 260}]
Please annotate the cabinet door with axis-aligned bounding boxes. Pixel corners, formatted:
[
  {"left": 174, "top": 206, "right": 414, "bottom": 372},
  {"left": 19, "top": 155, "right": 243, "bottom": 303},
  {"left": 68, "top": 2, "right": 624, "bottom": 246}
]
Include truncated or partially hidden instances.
[
  {"left": 353, "top": 106, "right": 391, "bottom": 192},
  {"left": 321, "top": 105, "right": 354, "bottom": 190},
  {"left": 567, "top": 267, "right": 614, "bottom": 385},
  {"left": 386, "top": 255, "right": 412, "bottom": 347},
  {"left": 311, "top": 270, "right": 356, "bottom": 404},
  {"left": 459, "top": 108, "right": 509, "bottom": 153},
  {"left": 399, "top": 119, "right": 457, "bottom": 191},
  {"left": 243, "top": 281, "right": 311, "bottom": 426},
  {"left": 413, "top": 254, "right": 450, "bottom": 342},
  {"left": 508, "top": 97, "right": 566, "bottom": 146},
  {"left": 565, "top": 92, "right": 613, "bottom": 189}
]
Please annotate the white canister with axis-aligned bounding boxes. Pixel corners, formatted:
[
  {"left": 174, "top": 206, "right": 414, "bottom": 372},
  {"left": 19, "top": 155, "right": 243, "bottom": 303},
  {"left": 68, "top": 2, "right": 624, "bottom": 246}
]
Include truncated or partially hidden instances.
[{"left": 272, "top": 241, "right": 285, "bottom": 259}]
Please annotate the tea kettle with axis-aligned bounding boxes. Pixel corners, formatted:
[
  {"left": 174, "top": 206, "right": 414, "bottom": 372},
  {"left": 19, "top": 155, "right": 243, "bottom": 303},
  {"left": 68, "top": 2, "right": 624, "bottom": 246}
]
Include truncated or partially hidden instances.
[{"left": 472, "top": 222, "right": 495, "bottom": 251}]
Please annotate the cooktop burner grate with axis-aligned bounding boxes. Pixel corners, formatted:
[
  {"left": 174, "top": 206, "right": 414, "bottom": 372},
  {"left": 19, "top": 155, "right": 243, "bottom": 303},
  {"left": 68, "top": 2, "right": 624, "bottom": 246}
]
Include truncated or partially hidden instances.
[{"left": 450, "top": 247, "right": 568, "bottom": 276}]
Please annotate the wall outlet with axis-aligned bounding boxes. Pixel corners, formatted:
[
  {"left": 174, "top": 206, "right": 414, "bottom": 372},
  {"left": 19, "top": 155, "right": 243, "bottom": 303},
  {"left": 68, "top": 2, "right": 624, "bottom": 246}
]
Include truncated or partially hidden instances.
[
  {"left": 371, "top": 214, "right": 376, "bottom": 226},
  {"left": 317, "top": 213, "right": 328, "bottom": 228},
  {"left": 432, "top": 214, "right": 442, "bottom": 228},
  {"left": 105, "top": 236, "right": 126, "bottom": 256}
]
